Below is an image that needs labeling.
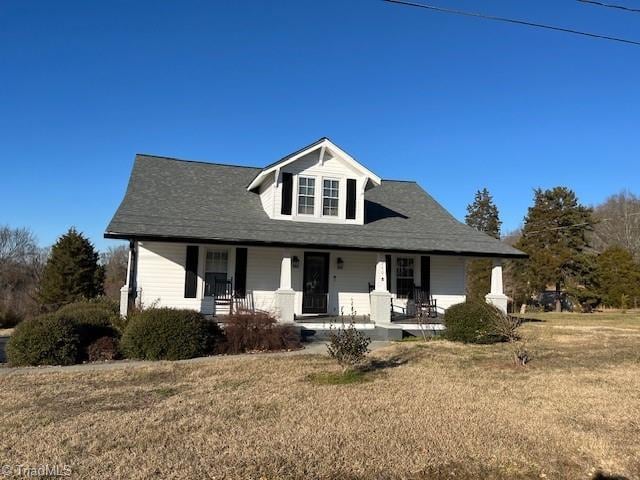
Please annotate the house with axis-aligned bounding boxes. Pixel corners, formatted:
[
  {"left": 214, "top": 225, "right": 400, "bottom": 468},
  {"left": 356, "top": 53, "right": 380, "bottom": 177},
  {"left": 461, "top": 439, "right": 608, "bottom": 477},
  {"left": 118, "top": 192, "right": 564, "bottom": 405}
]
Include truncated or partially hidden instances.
[{"left": 105, "top": 138, "right": 526, "bottom": 336}]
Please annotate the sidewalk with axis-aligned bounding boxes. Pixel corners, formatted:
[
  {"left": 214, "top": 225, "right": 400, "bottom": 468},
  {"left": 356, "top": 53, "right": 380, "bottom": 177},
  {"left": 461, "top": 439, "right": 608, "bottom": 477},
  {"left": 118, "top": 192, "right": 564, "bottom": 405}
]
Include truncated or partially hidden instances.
[{"left": 0, "top": 340, "right": 393, "bottom": 375}]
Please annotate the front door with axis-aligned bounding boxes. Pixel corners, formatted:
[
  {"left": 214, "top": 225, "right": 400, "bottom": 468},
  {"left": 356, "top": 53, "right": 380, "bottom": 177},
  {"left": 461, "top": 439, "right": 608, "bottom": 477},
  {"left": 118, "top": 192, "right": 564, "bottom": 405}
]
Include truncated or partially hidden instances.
[{"left": 302, "top": 252, "right": 330, "bottom": 314}]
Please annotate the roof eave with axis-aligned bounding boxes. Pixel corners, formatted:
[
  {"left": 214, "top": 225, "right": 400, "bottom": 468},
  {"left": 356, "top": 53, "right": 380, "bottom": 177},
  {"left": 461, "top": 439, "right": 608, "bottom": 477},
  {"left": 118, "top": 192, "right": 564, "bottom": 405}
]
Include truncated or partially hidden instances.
[{"left": 103, "top": 231, "right": 527, "bottom": 259}]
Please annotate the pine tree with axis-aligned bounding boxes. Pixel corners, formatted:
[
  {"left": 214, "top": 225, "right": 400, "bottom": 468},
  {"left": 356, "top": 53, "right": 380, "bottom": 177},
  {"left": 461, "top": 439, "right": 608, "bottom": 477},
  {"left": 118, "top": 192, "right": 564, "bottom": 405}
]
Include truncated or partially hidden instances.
[
  {"left": 596, "top": 246, "right": 640, "bottom": 308},
  {"left": 515, "top": 187, "right": 594, "bottom": 312},
  {"left": 465, "top": 189, "right": 502, "bottom": 301},
  {"left": 39, "top": 228, "right": 104, "bottom": 309}
]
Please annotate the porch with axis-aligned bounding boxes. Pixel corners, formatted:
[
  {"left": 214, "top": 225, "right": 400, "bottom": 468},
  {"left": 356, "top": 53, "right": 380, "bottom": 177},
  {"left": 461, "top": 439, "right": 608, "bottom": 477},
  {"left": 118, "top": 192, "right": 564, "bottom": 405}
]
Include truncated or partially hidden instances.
[{"left": 123, "top": 241, "right": 509, "bottom": 334}]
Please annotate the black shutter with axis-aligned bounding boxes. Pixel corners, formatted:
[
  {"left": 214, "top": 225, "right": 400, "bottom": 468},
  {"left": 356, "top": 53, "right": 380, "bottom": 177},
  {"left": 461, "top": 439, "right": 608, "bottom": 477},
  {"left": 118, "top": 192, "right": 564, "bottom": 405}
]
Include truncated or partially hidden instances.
[
  {"left": 346, "top": 178, "right": 357, "bottom": 219},
  {"left": 184, "top": 246, "right": 199, "bottom": 298},
  {"left": 281, "top": 172, "right": 293, "bottom": 215},
  {"left": 385, "top": 254, "right": 392, "bottom": 292},
  {"left": 421, "top": 256, "right": 431, "bottom": 294},
  {"left": 234, "top": 247, "right": 248, "bottom": 298}
]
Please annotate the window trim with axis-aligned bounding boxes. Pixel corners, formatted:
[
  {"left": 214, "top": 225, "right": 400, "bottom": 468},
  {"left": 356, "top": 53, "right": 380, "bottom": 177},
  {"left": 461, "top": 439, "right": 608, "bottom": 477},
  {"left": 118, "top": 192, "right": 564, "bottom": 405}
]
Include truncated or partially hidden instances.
[
  {"left": 297, "top": 175, "right": 316, "bottom": 216},
  {"left": 395, "top": 256, "right": 415, "bottom": 299},
  {"left": 204, "top": 248, "right": 229, "bottom": 297},
  {"left": 322, "top": 178, "right": 340, "bottom": 217}
]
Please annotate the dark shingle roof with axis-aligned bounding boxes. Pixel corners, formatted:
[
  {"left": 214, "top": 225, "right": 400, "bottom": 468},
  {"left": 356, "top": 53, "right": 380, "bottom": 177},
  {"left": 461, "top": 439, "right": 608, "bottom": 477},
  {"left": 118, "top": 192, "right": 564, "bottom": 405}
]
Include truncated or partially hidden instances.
[{"left": 105, "top": 154, "right": 526, "bottom": 258}]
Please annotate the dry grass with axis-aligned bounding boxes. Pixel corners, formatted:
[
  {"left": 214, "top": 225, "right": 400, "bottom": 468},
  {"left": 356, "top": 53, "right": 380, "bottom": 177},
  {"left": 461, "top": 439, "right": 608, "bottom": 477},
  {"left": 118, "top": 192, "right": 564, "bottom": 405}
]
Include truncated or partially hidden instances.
[{"left": 1, "top": 312, "right": 640, "bottom": 479}]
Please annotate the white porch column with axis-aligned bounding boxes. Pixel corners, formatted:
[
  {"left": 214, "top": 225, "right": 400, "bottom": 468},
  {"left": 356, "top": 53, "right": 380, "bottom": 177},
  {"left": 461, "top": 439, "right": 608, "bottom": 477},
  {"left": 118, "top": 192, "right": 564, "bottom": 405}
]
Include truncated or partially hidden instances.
[
  {"left": 370, "top": 253, "right": 391, "bottom": 324},
  {"left": 485, "top": 259, "right": 508, "bottom": 313},
  {"left": 119, "top": 242, "right": 135, "bottom": 317},
  {"left": 275, "top": 249, "right": 296, "bottom": 323},
  {"left": 119, "top": 286, "right": 129, "bottom": 317}
]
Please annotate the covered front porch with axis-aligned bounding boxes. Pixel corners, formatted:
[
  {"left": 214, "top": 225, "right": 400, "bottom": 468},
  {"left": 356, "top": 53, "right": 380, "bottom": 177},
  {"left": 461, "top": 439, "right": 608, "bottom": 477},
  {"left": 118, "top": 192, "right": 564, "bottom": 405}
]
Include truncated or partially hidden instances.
[
  {"left": 121, "top": 241, "right": 509, "bottom": 335},
  {"left": 271, "top": 248, "right": 508, "bottom": 326}
]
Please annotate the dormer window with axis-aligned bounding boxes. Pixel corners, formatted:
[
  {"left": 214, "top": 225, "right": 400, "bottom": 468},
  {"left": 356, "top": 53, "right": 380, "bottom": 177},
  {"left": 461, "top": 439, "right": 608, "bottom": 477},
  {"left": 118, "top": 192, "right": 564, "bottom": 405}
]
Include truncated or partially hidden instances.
[
  {"left": 298, "top": 176, "right": 315, "bottom": 215},
  {"left": 248, "top": 138, "right": 381, "bottom": 225},
  {"left": 322, "top": 179, "right": 339, "bottom": 216}
]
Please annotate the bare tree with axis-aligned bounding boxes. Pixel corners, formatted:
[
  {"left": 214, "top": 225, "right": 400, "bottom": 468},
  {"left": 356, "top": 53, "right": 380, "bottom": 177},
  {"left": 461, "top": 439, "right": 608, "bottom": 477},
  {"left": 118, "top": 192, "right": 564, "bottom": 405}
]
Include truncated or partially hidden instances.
[
  {"left": 0, "top": 226, "right": 38, "bottom": 265},
  {"left": 593, "top": 191, "right": 640, "bottom": 260},
  {"left": 0, "top": 226, "right": 44, "bottom": 324},
  {"left": 101, "top": 244, "right": 129, "bottom": 300}
]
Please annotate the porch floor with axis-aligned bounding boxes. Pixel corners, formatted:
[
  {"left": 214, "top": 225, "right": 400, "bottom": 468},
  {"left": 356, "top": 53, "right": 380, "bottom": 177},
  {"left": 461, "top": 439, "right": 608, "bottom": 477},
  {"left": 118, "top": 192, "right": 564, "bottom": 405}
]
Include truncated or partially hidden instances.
[
  {"left": 390, "top": 313, "right": 444, "bottom": 324},
  {"left": 294, "top": 314, "right": 372, "bottom": 324}
]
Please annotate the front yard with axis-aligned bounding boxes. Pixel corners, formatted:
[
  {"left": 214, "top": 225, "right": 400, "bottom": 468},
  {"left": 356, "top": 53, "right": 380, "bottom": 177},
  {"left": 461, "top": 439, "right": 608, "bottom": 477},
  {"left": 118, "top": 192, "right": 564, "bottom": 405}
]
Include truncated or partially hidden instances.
[{"left": 1, "top": 312, "right": 639, "bottom": 479}]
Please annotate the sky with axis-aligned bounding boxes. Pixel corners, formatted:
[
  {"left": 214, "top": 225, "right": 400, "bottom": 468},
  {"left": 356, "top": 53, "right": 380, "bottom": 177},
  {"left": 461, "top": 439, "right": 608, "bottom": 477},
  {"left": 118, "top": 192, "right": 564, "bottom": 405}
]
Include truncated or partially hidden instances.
[{"left": 1, "top": 0, "right": 639, "bottom": 251}]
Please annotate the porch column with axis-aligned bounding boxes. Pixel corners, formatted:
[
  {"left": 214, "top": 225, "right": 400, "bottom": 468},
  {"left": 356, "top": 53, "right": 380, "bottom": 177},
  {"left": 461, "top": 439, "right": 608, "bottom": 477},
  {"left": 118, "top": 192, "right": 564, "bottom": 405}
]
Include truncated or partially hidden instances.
[
  {"left": 485, "top": 259, "right": 508, "bottom": 313},
  {"left": 275, "top": 249, "right": 295, "bottom": 323},
  {"left": 370, "top": 253, "right": 391, "bottom": 324}
]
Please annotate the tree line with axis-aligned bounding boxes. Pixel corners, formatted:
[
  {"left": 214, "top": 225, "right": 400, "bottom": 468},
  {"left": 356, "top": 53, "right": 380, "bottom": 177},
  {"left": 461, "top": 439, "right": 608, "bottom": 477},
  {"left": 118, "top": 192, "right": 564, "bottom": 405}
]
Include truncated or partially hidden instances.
[
  {"left": 0, "top": 227, "right": 128, "bottom": 327},
  {"left": 465, "top": 189, "right": 640, "bottom": 312}
]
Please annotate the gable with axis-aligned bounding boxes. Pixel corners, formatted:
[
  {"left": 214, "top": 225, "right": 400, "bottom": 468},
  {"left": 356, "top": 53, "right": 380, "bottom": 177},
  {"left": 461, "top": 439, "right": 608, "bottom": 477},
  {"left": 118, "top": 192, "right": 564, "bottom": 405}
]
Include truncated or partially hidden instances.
[{"left": 247, "top": 138, "right": 381, "bottom": 191}]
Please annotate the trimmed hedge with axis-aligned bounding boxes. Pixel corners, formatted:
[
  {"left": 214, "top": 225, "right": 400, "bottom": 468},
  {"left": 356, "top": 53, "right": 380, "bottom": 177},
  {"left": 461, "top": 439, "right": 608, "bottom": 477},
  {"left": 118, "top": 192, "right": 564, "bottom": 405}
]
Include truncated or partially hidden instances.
[
  {"left": 121, "top": 308, "right": 220, "bottom": 360},
  {"left": 443, "top": 301, "right": 504, "bottom": 344},
  {"left": 6, "top": 314, "right": 81, "bottom": 366}
]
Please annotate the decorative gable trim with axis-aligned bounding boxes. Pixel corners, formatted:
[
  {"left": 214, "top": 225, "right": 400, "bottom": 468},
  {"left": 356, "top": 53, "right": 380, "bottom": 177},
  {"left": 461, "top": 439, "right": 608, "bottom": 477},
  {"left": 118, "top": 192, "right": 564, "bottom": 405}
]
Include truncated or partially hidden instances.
[{"left": 247, "top": 138, "right": 381, "bottom": 191}]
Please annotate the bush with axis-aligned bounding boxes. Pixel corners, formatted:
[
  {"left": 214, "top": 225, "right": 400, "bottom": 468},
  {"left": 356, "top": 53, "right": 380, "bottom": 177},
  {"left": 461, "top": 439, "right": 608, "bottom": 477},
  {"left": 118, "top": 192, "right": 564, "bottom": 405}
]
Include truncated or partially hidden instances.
[
  {"left": 55, "top": 302, "right": 120, "bottom": 359},
  {"left": 121, "top": 308, "right": 219, "bottom": 360},
  {"left": 0, "top": 306, "right": 22, "bottom": 328},
  {"left": 327, "top": 322, "right": 371, "bottom": 370},
  {"left": 443, "top": 301, "right": 506, "bottom": 344},
  {"left": 87, "top": 336, "right": 120, "bottom": 362},
  {"left": 6, "top": 314, "right": 80, "bottom": 366},
  {"left": 217, "top": 312, "right": 301, "bottom": 354}
]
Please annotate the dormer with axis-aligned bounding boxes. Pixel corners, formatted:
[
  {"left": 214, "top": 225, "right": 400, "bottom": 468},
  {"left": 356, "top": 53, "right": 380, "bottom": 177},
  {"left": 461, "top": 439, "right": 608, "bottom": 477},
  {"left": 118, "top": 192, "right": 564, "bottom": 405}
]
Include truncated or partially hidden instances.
[{"left": 248, "top": 138, "right": 381, "bottom": 225}]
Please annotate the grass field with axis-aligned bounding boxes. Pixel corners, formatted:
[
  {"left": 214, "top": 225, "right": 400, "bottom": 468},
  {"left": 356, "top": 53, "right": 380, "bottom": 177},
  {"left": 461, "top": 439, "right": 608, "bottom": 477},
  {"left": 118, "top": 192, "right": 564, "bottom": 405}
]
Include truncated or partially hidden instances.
[{"left": 1, "top": 312, "right": 639, "bottom": 479}]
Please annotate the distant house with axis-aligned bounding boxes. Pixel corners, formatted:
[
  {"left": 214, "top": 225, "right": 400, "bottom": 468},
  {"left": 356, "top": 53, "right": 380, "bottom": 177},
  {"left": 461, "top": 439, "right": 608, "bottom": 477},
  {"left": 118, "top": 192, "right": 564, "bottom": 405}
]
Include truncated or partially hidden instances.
[{"left": 106, "top": 138, "right": 525, "bottom": 335}]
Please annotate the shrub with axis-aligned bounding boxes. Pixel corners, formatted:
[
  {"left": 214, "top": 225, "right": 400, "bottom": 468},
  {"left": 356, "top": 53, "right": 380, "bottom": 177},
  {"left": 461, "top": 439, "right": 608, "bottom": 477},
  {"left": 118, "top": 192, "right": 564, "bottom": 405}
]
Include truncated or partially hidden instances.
[
  {"left": 121, "top": 308, "right": 219, "bottom": 360},
  {"left": 87, "top": 336, "right": 120, "bottom": 362},
  {"left": 217, "top": 312, "right": 301, "bottom": 354},
  {"left": 327, "top": 322, "right": 371, "bottom": 370},
  {"left": 490, "top": 311, "right": 522, "bottom": 342},
  {"left": 443, "top": 301, "right": 506, "bottom": 344},
  {"left": 55, "top": 302, "right": 120, "bottom": 358},
  {"left": 6, "top": 314, "right": 80, "bottom": 366}
]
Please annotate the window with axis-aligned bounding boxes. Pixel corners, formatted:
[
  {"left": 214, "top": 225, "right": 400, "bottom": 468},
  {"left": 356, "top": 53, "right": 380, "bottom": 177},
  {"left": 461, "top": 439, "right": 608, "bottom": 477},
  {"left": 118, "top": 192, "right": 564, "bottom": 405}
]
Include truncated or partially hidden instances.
[
  {"left": 322, "top": 179, "right": 339, "bottom": 216},
  {"left": 298, "top": 176, "right": 315, "bottom": 215},
  {"left": 396, "top": 257, "right": 414, "bottom": 298},
  {"left": 204, "top": 249, "right": 228, "bottom": 296}
]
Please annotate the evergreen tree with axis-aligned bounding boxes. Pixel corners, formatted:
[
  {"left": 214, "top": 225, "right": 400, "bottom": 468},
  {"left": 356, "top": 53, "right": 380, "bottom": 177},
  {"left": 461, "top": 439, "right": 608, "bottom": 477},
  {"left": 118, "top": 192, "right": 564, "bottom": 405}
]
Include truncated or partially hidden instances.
[
  {"left": 596, "top": 246, "right": 640, "bottom": 308},
  {"left": 515, "top": 187, "right": 594, "bottom": 312},
  {"left": 465, "top": 189, "right": 502, "bottom": 301},
  {"left": 39, "top": 228, "right": 104, "bottom": 309}
]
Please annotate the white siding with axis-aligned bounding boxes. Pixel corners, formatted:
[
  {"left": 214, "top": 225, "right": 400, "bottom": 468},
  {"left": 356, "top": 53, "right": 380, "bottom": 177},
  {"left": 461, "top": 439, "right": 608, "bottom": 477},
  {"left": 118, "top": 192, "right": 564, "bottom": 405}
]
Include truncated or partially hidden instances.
[
  {"left": 332, "top": 251, "right": 376, "bottom": 317},
  {"left": 431, "top": 255, "right": 466, "bottom": 309},
  {"left": 267, "top": 150, "right": 367, "bottom": 225},
  {"left": 137, "top": 241, "right": 204, "bottom": 311},
  {"left": 246, "top": 247, "right": 281, "bottom": 313},
  {"left": 134, "top": 241, "right": 465, "bottom": 319},
  {"left": 258, "top": 172, "right": 275, "bottom": 217}
]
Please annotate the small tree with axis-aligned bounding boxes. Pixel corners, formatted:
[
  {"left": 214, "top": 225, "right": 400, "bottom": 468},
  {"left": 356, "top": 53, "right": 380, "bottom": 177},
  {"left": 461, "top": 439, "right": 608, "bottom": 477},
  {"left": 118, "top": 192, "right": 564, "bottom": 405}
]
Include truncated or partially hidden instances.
[
  {"left": 327, "top": 323, "right": 371, "bottom": 371},
  {"left": 39, "top": 228, "right": 104, "bottom": 310},
  {"left": 465, "top": 189, "right": 501, "bottom": 301}
]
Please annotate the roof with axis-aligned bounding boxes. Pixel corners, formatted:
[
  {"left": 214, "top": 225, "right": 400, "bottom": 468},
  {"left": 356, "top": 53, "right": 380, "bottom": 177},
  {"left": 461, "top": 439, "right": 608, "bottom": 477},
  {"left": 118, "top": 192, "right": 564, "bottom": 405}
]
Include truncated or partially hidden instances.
[
  {"left": 105, "top": 154, "right": 527, "bottom": 258},
  {"left": 246, "top": 138, "right": 381, "bottom": 191}
]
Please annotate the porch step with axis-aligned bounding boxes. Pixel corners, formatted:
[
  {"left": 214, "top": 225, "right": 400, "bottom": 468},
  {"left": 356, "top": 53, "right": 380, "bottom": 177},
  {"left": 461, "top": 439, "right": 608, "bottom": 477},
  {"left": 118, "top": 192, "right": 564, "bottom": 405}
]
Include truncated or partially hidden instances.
[{"left": 300, "top": 325, "right": 427, "bottom": 341}]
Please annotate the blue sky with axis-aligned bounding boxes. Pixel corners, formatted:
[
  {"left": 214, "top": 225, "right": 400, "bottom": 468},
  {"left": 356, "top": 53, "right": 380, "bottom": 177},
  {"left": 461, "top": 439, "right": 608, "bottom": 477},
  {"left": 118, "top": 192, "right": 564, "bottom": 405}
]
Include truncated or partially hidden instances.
[{"left": 1, "top": 0, "right": 639, "bottom": 251}]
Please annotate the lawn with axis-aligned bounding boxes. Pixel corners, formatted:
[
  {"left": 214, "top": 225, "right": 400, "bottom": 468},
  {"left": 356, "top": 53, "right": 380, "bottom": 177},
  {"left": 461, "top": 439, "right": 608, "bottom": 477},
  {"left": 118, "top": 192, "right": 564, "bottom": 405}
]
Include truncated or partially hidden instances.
[{"left": 1, "top": 312, "right": 639, "bottom": 479}]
